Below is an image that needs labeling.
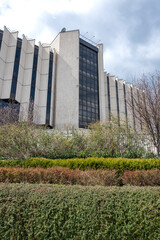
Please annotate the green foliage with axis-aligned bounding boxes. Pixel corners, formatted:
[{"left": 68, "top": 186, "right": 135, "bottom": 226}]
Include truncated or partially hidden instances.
[
  {"left": 0, "top": 119, "right": 154, "bottom": 159},
  {"left": 87, "top": 118, "right": 150, "bottom": 158},
  {"left": 0, "top": 122, "right": 39, "bottom": 158},
  {"left": 0, "top": 184, "right": 160, "bottom": 240},
  {"left": 0, "top": 157, "right": 160, "bottom": 171}
]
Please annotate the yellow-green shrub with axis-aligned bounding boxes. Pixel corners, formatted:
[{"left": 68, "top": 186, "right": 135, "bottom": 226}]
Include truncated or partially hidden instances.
[{"left": 0, "top": 157, "right": 160, "bottom": 170}]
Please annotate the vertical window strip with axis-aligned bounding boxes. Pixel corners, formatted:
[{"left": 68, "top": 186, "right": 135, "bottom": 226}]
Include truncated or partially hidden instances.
[
  {"left": 107, "top": 76, "right": 111, "bottom": 120},
  {"left": 46, "top": 51, "right": 53, "bottom": 125},
  {"left": 131, "top": 87, "right": 136, "bottom": 129},
  {"left": 29, "top": 45, "right": 39, "bottom": 120},
  {"left": 123, "top": 83, "right": 128, "bottom": 120},
  {"left": 0, "top": 30, "right": 3, "bottom": 50},
  {"left": 115, "top": 80, "right": 120, "bottom": 122},
  {"left": 79, "top": 41, "right": 99, "bottom": 128},
  {"left": 10, "top": 38, "right": 22, "bottom": 100}
]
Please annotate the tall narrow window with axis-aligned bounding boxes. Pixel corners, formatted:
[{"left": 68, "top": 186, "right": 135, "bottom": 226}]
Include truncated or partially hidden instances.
[
  {"left": 131, "top": 87, "right": 136, "bottom": 128},
  {"left": 29, "top": 45, "right": 39, "bottom": 119},
  {"left": 115, "top": 80, "right": 120, "bottom": 121},
  {"left": 123, "top": 83, "right": 128, "bottom": 121},
  {"left": 107, "top": 76, "right": 111, "bottom": 120},
  {"left": 79, "top": 39, "right": 99, "bottom": 128},
  {"left": 0, "top": 30, "right": 3, "bottom": 50},
  {"left": 46, "top": 51, "right": 53, "bottom": 125},
  {"left": 10, "top": 38, "right": 22, "bottom": 100}
]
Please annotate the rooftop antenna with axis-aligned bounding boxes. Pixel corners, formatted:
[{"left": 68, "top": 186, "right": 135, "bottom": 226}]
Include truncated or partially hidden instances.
[
  {"left": 61, "top": 27, "right": 66, "bottom": 32},
  {"left": 90, "top": 35, "right": 95, "bottom": 40},
  {"left": 96, "top": 40, "right": 101, "bottom": 44},
  {"left": 83, "top": 32, "right": 88, "bottom": 36}
]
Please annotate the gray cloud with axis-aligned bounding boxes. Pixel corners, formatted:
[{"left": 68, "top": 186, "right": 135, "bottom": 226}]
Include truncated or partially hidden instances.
[{"left": 4, "top": 0, "right": 159, "bottom": 82}]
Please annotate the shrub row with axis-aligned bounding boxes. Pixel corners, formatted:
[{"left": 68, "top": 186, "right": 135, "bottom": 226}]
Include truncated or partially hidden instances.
[
  {"left": 0, "top": 121, "right": 154, "bottom": 159},
  {"left": 0, "top": 184, "right": 160, "bottom": 239},
  {"left": 1, "top": 157, "right": 160, "bottom": 170},
  {"left": 0, "top": 167, "right": 160, "bottom": 186},
  {"left": 0, "top": 167, "right": 117, "bottom": 185}
]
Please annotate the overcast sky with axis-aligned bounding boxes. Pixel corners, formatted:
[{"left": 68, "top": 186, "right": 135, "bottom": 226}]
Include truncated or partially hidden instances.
[{"left": 0, "top": 0, "right": 160, "bottom": 82}]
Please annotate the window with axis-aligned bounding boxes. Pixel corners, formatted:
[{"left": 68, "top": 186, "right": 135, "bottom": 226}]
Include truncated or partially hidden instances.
[
  {"left": 46, "top": 51, "right": 53, "bottom": 125},
  {"left": 29, "top": 45, "right": 39, "bottom": 120},
  {"left": 10, "top": 38, "right": 22, "bottom": 100},
  {"left": 0, "top": 30, "right": 3, "bottom": 50},
  {"left": 79, "top": 39, "right": 99, "bottom": 128}
]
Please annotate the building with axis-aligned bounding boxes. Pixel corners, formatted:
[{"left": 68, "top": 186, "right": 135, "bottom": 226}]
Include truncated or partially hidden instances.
[{"left": 0, "top": 26, "right": 136, "bottom": 129}]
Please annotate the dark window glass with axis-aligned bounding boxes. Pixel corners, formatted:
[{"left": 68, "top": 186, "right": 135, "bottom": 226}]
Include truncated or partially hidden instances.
[
  {"left": 46, "top": 51, "right": 53, "bottom": 125},
  {"left": 115, "top": 80, "right": 120, "bottom": 121},
  {"left": 131, "top": 87, "right": 136, "bottom": 128},
  {"left": 29, "top": 45, "right": 39, "bottom": 120},
  {"left": 0, "top": 30, "right": 3, "bottom": 50},
  {"left": 123, "top": 83, "right": 128, "bottom": 120},
  {"left": 107, "top": 76, "right": 111, "bottom": 120},
  {"left": 79, "top": 39, "right": 99, "bottom": 128},
  {"left": 10, "top": 38, "right": 22, "bottom": 100}
]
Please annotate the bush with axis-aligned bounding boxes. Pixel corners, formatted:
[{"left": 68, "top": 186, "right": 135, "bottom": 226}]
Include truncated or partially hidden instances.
[
  {"left": 0, "top": 122, "right": 39, "bottom": 158},
  {"left": 0, "top": 167, "right": 117, "bottom": 186},
  {"left": 87, "top": 118, "right": 151, "bottom": 158},
  {"left": 0, "top": 157, "right": 160, "bottom": 171},
  {"left": 0, "top": 184, "right": 160, "bottom": 239},
  {"left": 122, "top": 170, "right": 160, "bottom": 186},
  {"left": 0, "top": 167, "right": 160, "bottom": 186},
  {"left": 0, "top": 120, "right": 154, "bottom": 159}
]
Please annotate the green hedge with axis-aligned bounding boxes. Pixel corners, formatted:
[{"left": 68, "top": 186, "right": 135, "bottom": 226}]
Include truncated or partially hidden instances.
[
  {"left": 0, "top": 184, "right": 160, "bottom": 240},
  {"left": 0, "top": 157, "right": 160, "bottom": 170}
]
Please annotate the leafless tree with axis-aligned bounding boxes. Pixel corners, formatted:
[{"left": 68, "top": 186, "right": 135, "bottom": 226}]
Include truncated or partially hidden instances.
[
  {"left": 0, "top": 100, "right": 39, "bottom": 126},
  {"left": 0, "top": 103, "right": 19, "bottom": 125},
  {"left": 130, "top": 72, "right": 160, "bottom": 156}
]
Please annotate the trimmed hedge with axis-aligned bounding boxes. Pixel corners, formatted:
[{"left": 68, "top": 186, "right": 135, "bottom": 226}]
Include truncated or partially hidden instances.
[
  {"left": 0, "top": 167, "right": 160, "bottom": 186},
  {"left": 0, "top": 157, "right": 160, "bottom": 170},
  {"left": 0, "top": 184, "right": 160, "bottom": 240},
  {"left": 0, "top": 167, "right": 117, "bottom": 185}
]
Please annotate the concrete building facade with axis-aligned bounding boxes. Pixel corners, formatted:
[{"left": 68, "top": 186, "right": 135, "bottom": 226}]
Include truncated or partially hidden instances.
[{"left": 0, "top": 26, "right": 136, "bottom": 129}]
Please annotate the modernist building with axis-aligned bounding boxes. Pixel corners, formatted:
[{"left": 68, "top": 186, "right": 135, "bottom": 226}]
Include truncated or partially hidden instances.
[{"left": 0, "top": 26, "right": 136, "bottom": 129}]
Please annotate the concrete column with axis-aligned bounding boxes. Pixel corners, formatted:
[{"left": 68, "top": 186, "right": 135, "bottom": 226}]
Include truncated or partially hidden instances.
[
  {"left": 97, "top": 44, "right": 106, "bottom": 121},
  {"left": 51, "top": 30, "right": 79, "bottom": 129},
  {"left": 125, "top": 83, "right": 134, "bottom": 128},
  {"left": 117, "top": 79, "right": 126, "bottom": 122},
  {"left": 34, "top": 43, "right": 50, "bottom": 125},
  {"left": 132, "top": 85, "right": 142, "bottom": 131},
  {"left": 109, "top": 75, "right": 118, "bottom": 118},
  {"left": 0, "top": 26, "right": 17, "bottom": 99},
  {"left": 16, "top": 35, "right": 35, "bottom": 121}
]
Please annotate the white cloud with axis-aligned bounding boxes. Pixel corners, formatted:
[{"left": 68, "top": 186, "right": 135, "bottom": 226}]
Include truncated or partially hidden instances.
[
  {"left": 0, "top": 0, "right": 160, "bottom": 81},
  {"left": 0, "top": 0, "right": 100, "bottom": 36}
]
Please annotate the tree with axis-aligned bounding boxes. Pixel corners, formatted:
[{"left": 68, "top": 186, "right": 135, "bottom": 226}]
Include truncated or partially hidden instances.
[{"left": 130, "top": 72, "right": 160, "bottom": 156}]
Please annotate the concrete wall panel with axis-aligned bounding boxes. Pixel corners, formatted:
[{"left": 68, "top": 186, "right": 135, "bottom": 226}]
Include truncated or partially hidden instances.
[
  {"left": 0, "top": 26, "right": 17, "bottom": 98},
  {"left": 52, "top": 30, "right": 79, "bottom": 129},
  {"left": 97, "top": 44, "right": 106, "bottom": 121}
]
